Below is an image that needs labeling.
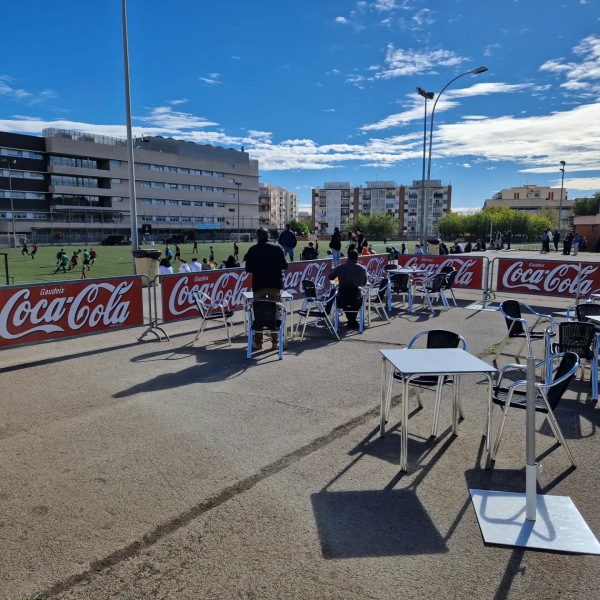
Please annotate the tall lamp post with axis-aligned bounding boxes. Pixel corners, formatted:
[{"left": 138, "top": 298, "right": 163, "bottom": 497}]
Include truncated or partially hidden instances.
[
  {"left": 1, "top": 157, "right": 17, "bottom": 247},
  {"left": 234, "top": 181, "right": 242, "bottom": 239},
  {"left": 558, "top": 160, "right": 566, "bottom": 232},
  {"left": 121, "top": 0, "right": 139, "bottom": 258},
  {"left": 423, "top": 66, "right": 488, "bottom": 248},
  {"left": 417, "top": 87, "right": 434, "bottom": 249}
]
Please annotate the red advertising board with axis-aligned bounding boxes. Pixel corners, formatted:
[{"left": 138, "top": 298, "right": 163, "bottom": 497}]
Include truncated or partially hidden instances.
[
  {"left": 394, "top": 254, "right": 485, "bottom": 289},
  {"left": 160, "top": 254, "right": 389, "bottom": 323},
  {"left": 496, "top": 258, "right": 600, "bottom": 297},
  {"left": 0, "top": 277, "right": 145, "bottom": 349}
]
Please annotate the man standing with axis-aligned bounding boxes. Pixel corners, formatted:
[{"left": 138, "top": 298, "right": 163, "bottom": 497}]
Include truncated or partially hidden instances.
[
  {"left": 278, "top": 224, "right": 297, "bottom": 262},
  {"left": 329, "top": 226, "right": 342, "bottom": 266},
  {"left": 328, "top": 249, "right": 367, "bottom": 329},
  {"left": 553, "top": 229, "right": 560, "bottom": 252},
  {"left": 245, "top": 227, "right": 289, "bottom": 349}
]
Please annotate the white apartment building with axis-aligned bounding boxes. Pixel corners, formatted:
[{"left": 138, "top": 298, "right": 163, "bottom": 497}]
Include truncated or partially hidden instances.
[
  {"left": 311, "top": 179, "right": 450, "bottom": 237},
  {"left": 258, "top": 183, "right": 298, "bottom": 230}
]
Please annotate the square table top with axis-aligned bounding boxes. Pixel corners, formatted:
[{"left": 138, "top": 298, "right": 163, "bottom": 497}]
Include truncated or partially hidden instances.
[
  {"left": 386, "top": 268, "right": 428, "bottom": 275},
  {"left": 379, "top": 348, "right": 497, "bottom": 376}
]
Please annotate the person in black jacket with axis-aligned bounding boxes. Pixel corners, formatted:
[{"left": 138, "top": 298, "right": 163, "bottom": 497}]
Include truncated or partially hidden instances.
[
  {"left": 329, "top": 226, "right": 342, "bottom": 265},
  {"left": 301, "top": 242, "right": 318, "bottom": 260},
  {"left": 278, "top": 224, "right": 297, "bottom": 262},
  {"left": 245, "top": 228, "right": 289, "bottom": 349}
]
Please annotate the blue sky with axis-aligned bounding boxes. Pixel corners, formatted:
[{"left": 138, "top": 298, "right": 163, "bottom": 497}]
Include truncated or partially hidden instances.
[{"left": 1, "top": 0, "right": 599, "bottom": 213}]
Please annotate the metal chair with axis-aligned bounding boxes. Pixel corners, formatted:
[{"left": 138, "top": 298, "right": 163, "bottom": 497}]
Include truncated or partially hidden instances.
[
  {"left": 567, "top": 302, "right": 600, "bottom": 322},
  {"left": 417, "top": 272, "right": 450, "bottom": 313},
  {"left": 334, "top": 286, "right": 365, "bottom": 332},
  {"left": 491, "top": 351, "right": 579, "bottom": 466},
  {"left": 494, "top": 300, "right": 555, "bottom": 362},
  {"left": 295, "top": 283, "right": 339, "bottom": 341},
  {"left": 389, "top": 272, "right": 411, "bottom": 308},
  {"left": 363, "top": 276, "right": 390, "bottom": 325},
  {"left": 246, "top": 300, "right": 287, "bottom": 360},
  {"left": 439, "top": 266, "right": 458, "bottom": 306},
  {"left": 547, "top": 320, "right": 598, "bottom": 401},
  {"left": 192, "top": 291, "right": 235, "bottom": 345},
  {"left": 391, "top": 330, "right": 467, "bottom": 438}
]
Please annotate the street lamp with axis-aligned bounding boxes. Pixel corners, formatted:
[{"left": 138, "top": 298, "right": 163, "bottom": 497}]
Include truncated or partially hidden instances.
[
  {"left": 423, "top": 66, "right": 488, "bottom": 248},
  {"left": 558, "top": 160, "right": 566, "bottom": 232},
  {"left": 234, "top": 181, "right": 242, "bottom": 239},
  {"left": 1, "top": 157, "right": 17, "bottom": 247},
  {"left": 417, "top": 87, "right": 434, "bottom": 249}
]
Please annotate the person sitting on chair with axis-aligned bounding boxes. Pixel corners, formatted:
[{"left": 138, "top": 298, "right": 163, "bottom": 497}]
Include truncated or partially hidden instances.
[
  {"left": 301, "top": 242, "right": 318, "bottom": 260},
  {"left": 328, "top": 249, "right": 367, "bottom": 329}
]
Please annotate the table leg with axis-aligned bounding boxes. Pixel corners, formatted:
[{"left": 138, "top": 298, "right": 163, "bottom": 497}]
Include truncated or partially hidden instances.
[
  {"left": 243, "top": 297, "right": 249, "bottom": 336},
  {"left": 380, "top": 357, "right": 388, "bottom": 436},
  {"left": 452, "top": 375, "right": 460, "bottom": 435},
  {"left": 400, "top": 376, "right": 410, "bottom": 471},
  {"left": 408, "top": 280, "right": 413, "bottom": 313},
  {"left": 484, "top": 373, "right": 493, "bottom": 468}
]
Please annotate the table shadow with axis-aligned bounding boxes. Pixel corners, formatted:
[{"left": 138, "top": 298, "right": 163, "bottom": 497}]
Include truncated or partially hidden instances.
[{"left": 310, "top": 489, "right": 447, "bottom": 559}]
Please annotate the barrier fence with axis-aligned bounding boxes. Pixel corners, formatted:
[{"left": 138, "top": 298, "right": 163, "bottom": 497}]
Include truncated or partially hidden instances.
[{"left": 2, "top": 253, "right": 600, "bottom": 350}]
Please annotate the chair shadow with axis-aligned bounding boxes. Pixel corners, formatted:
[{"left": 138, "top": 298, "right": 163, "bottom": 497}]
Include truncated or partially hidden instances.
[{"left": 310, "top": 488, "right": 448, "bottom": 559}]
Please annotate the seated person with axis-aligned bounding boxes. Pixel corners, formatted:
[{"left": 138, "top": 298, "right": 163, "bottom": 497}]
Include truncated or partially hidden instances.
[
  {"left": 301, "top": 242, "right": 318, "bottom": 260},
  {"left": 221, "top": 255, "right": 240, "bottom": 269},
  {"left": 474, "top": 239, "right": 482, "bottom": 251},
  {"left": 190, "top": 257, "right": 202, "bottom": 272},
  {"left": 179, "top": 259, "right": 192, "bottom": 273},
  {"left": 414, "top": 244, "right": 424, "bottom": 255},
  {"left": 452, "top": 241, "right": 465, "bottom": 253},
  {"left": 158, "top": 258, "right": 173, "bottom": 275},
  {"left": 201, "top": 258, "right": 213, "bottom": 271},
  {"left": 328, "top": 250, "right": 367, "bottom": 329},
  {"left": 464, "top": 241, "right": 472, "bottom": 253},
  {"left": 438, "top": 242, "right": 449, "bottom": 255}
]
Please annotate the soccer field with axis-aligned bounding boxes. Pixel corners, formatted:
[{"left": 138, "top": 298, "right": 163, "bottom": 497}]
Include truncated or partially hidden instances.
[{"left": 0, "top": 239, "right": 403, "bottom": 286}]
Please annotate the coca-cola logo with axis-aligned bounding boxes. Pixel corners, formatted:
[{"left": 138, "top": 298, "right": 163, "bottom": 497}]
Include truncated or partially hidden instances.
[
  {"left": 500, "top": 261, "right": 598, "bottom": 295},
  {"left": 0, "top": 281, "right": 136, "bottom": 340},
  {"left": 402, "top": 256, "right": 477, "bottom": 286},
  {"left": 283, "top": 262, "right": 330, "bottom": 292}
]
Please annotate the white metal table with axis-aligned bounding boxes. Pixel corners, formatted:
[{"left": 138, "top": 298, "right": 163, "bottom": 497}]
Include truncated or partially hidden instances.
[
  {"left": 386, "top": 268, "right": 427, "bottom": 312},
  {"left": 379, "top": 348, "right": 497, "bottom": 471},
  {"left": 242, "top": 290, "right": 295, "bottom": 340}
]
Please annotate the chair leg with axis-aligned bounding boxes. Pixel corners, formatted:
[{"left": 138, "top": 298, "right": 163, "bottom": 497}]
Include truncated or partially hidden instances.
[
  {"left": 493, "top": 333, "right": 511, "bottom": 361},
  {"left": 491, "top": 404, "right": 511, "bottom": 461},
  {"left": 246, "top": 330, "right": 253, "bottom": 359},
  {"left": 431, "top": 377, "right": 444, "bottom": 437},
  {"left": 543, "top": 409, "right": 576, "bottom": 466}
]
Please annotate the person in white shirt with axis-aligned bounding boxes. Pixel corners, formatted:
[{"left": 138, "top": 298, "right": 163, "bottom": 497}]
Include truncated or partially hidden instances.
[
  {"left": 158, "top": 258, "right": 173, "bottom": 275},
  {"left": 414, "top": 244, "right": 424, "bottom": 255},
  {"left": 190, "top": 258, "right": 202, "bottom": 272},
  {"left": 179, "top": 260, "right": 191, "bottom": 273}
]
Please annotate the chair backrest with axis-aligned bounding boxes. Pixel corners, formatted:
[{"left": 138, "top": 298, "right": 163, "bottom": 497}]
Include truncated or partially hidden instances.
[
  {"left": 500, "top": 300, "right": 525, "bottom": 337},
  {"left": 193, "top": 291, "right": 210, "bottom": 318},
  {"left": 426, "top": 273, "right": 447, "bottom": 293},
  {"left": 302, "top": 279, "right": 318, "bottom": 299},
  {"left": 426, "top": 329, "right": 466, "bottom": 350},
  {"left": 377, "top": 277, "right": 389, "bottom": 301},
  {"left": 337, "top": 286, "right": 361, "bottom": 309},
  {"left": 384, "top": 264, "right": 397, "bottom": 272},
  {"left": 251, "top": 300, "right": 279, "bottom": 330},
  {"left": 547, "top": 351, "right": 579, "bottom": 409},
  {"left": 441, "top": 268, "right": 457, "bottom": 290},
  {"left": 390, "top": 273, "right": 409, "bottom": 293},
  {"left": 556, "top": 321, "right": 596, "bottom": 359},
  {"left": 575, "top": 303, "right": 600, "bottom": 321},
  {"left": 324, "top": 288, "right": 337, "bottom": 315}
]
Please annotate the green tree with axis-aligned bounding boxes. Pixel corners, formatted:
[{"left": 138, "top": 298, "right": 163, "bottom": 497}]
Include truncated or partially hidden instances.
[
  {"left": 344, "top": 214, "right": 398, "bottom": 239},
  {"left": 572, "top": 193, "right": 600, "bottom": 216},
  {"left": 287, "top": 219, "right": 310, "bottom": 237}
]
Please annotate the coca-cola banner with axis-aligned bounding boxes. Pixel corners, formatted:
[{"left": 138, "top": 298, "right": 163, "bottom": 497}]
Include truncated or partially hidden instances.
[
  {"left": 0, "top": 277, "right": 144, "bottom": 349},
  {"left": 160, "top": 254, "right": 389, "bottom": 323},
  {"left": 496, "top": 258, "right": 600, "bottom": 297},
  {"left": 394, "top": 255, "right": 485, "bottom": 289}
]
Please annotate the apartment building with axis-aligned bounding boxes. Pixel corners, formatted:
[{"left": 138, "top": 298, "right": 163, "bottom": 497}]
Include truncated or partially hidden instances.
[
  {"left": 484, "top": 184, "right": 571, "bottom": 229},
  {"left": 311, "top": 179, "right": 449, "bottom": 237},
  {"left": 0, "top": 129, "right": 259, "bottom": 244},
  {"left": 258, "top": 183, "right": 298, "bottom": 230}
]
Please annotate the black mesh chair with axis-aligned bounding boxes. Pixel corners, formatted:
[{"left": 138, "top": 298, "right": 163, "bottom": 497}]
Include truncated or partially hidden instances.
[
  {"left": 193, "top": 291, "right": 235, "bottom": 345},
  {"left": 574, "top": 302, "right": 600, "bottom": 322},
  {"left": 494, "top": 300, "right": 555, "bottom": 362},
  {"left": 246, "top": 300, "right": 286, "bottom": 359},
  {"left": 548, "top": 320, "right": 598, "bottom": 401},
  {"left": 390, "top": 272, "right": 411, "bottom": 307},
  {"left": 391, "top": 330, "right": 467, "bottom": 438},
  {"left": 491, "top": 351, "right": 579, "bottom": 466},
  {"left": 296, "top": 282, "right": 339, "bottom": 341},
  {"left": 417, "top": 272, "right": 450, "bottom": 313},
  {"left": 439, "top": 266, "right": 458, "bottom": 306}
]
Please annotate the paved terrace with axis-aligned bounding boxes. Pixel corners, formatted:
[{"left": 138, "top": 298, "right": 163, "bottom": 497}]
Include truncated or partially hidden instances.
[{"left": 1, "top": 249, "right": 599, "bottom": 599}]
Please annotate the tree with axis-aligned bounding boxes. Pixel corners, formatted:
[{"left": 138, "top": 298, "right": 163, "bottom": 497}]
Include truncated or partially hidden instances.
[
  {"left": 287, "top": 219, "right": 310, "bottom": 237},
  {"left": 344, "top": 214, "right": 398, "bottom": 239},
  {"left": 572, "top": 193, "right": 600, "bottom": 216}
]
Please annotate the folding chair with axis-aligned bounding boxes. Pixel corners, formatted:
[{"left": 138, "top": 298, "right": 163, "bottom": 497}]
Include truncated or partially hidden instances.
[
  {"left": 494, "top": 300, "right": 555, "bottom": 362},
  {"left": 295, "top": 285, "right": 339, "bottom": 341},
  {"left": 247, "top": 300, "right": 287, "bottom": 360},
  {"left": 192, "top": 290, "right": 235, "bottom": 345},
  {"left": 391, "top": 330, "right": 467, "bottom": 437},
  {"left": 491, "top": 351, "right": 579, "bottom": 466}
]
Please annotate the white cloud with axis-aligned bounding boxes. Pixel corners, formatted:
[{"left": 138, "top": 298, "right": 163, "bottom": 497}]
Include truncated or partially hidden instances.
[
  {"left": 373, "top": 0, "right": 397, "bottom": 12},
  {"left": 169, "top": 99, "right": 188, "bottom": 105},
  {"left": 375, "top": 45, "right": 466, "bottom": 79},
  {"left": 199, "top": 73, "right": 221, "bottom": 85},
  {"left": 335, "top": 16, "right": 349, "bottom": 25}
]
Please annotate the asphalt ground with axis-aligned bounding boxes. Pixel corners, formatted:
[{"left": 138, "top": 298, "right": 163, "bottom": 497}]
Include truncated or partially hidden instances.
[{"left": 1, "top": 248, "right": 600, "bottom": 599}]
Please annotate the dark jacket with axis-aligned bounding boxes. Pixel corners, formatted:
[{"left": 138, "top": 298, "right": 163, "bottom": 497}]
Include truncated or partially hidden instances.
[
  {"left": 245, "top": 240, "right": 288, "bottom": 291},
  {"left": 301, "top": 246, "right": 318, "bottom": 260},
  {"left": 329, "top": 231, "right": 342, "bottom": 251},
  {"left": 278, "top": 229, "right": 297, "bottom": 248}
]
